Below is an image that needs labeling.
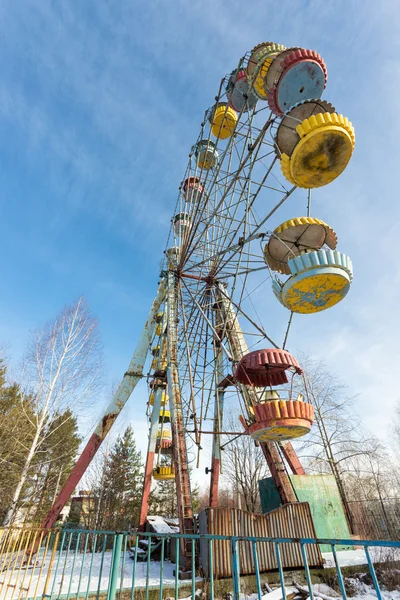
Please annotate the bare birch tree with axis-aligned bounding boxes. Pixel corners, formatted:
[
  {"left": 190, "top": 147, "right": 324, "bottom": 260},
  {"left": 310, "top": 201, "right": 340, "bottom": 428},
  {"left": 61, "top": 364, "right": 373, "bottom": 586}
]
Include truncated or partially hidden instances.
[
  {"left": 293, "top": 355, "right": 378, "bottom": 531},
  {"left": 221, "top": 421, "right": 270, "bottom": 513},
  {"left": 3, "top": 297, "right": 103, "bottom": 526}
]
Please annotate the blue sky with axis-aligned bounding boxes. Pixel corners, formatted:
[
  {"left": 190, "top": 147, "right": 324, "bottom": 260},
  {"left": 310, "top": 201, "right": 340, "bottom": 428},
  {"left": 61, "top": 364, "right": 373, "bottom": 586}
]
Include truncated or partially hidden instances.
[{"left": 0, "top": 0, "right": 399, "bottom": 474}]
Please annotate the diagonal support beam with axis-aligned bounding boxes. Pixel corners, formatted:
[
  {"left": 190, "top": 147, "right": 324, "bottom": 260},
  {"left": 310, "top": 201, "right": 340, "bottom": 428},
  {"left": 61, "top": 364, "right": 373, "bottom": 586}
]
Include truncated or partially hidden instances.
[
  {"left": 166, "top": 270, "right": 194, "bottom": 570},
  {"left": 214, "top": 281, "right": 298, "bottom": 506},
  {"left": 279, "top": 442, "right": 306, "bottom": 475},
  {"left": 38, "top": 278, "right": 167, "bottom": 534},
  {"left": 139, "top": 386, "right": 164, "bottom": 528},
  {"left": 209, "top": 346, "right": 225, "bottom": 508}
]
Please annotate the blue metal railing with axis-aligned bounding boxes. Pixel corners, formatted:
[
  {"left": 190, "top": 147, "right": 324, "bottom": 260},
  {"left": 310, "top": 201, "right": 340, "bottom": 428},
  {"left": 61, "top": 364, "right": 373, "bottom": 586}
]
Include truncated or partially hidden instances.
[{"left": 0, "top": 527, "right": 399, "bottom": 600}]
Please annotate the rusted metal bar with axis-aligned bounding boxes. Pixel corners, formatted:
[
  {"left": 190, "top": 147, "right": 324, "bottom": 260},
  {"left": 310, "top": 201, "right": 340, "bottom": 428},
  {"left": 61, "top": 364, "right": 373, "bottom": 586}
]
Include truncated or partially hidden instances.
[
  {"left": 166, "top": 269, "right": 194, "bottom": 571},
  {"left": 188, "top": 430, "right": 245, "bottom": 435},
  {"left": 36, "top": 279, "right": 167, "bottom": 542},
  {"left": 180, "top": 272, "right": 209, "bottom": 282},
  {"left": 279, "top": 442, "right": 306, "bottom": 475},
  {"left": 214, "top": 283, "right": 254, "bottom": 415},
  {"left": 139, "top": 386, "right": 163, "bottom": 528},
  {"left": 214, "top": 281, "right": 298, "bottom": 506},
  {"left": 209, "top": 349, "right": 225, "bottom": 508},
  {"left": 217, "top": 375, "right": 235, "bottom": 389},
  {"left": 179, "top": 285, "right": 200, "bottom": 447},
  {"left": 260, "top": 442, "right": 297, "bottom": 504}
]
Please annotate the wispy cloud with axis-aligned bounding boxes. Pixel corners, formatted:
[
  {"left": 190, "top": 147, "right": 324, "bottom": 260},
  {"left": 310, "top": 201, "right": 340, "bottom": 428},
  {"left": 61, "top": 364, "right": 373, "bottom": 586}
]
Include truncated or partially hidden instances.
[{"left": 1, "top": 0, "right": 400, "bottom": 470}]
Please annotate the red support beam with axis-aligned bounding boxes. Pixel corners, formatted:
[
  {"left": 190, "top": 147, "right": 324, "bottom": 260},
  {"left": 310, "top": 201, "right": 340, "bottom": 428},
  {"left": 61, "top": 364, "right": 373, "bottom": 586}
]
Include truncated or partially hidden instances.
[
  {"left": 209, "top": 458, "right": 221, "bottom": 508},
  {"left": 260, "top": 442, "right": 297, "bottom": 504},
  {"left": 139, "top": 450, "right": 155, "bottom": 528},
  {"left": 167, "top": 270, "right": 194, "bottom": 571},
  {"left": 279, "top": 442, "right": 306, "bottom": 475}
]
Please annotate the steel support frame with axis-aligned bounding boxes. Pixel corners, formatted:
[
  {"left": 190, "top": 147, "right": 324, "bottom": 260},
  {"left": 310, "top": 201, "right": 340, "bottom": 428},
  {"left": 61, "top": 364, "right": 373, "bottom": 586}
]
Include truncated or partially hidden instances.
[
  {"left": 39, "top": 278, "right": 167, "bottom": 533},
  {"left": 214, "top": 281, "right": 298, "bottom": 505},
  {"left": 139, "top": 386, "right": 163, "bottom": 527},
  {"left": 279, "top": 442, "right": 306, "bottom": 475},
  {"left": 209, "top": 346, "right": 225, "bottom": 508},
  {"left": 166, "top": 270, "right": 194, "bottom": 570}
]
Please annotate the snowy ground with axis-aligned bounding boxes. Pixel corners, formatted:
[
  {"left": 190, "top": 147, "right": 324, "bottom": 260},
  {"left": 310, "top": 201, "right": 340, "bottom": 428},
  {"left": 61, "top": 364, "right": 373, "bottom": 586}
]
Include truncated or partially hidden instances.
[
  {"left": 322, "top": 547, "right": 400, "bottom": 568},
  {"left": 0, "top": 550, "right": 180, "bottom": 599},
  {"left": 236, "top": 582, "right": 400, "bottom": 600},
  {"left": 1, "top": 548, "right": 399, "bottom": 599},
  {"left": 322, "top": 549, "right": 371, "bottom": 568}
]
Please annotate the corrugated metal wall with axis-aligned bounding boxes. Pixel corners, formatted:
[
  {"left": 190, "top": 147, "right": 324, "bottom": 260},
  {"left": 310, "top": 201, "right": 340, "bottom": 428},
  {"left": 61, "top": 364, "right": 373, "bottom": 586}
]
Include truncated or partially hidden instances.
[{"left": 199, "top": 503, "right": 323, "bottom": 578}]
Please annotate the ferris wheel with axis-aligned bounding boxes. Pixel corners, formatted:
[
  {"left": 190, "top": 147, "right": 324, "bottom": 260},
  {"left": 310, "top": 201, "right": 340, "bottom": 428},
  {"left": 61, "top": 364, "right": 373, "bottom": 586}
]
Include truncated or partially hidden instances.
[{"left": 39, "top": 41, "right": 354, "bottom": 569}]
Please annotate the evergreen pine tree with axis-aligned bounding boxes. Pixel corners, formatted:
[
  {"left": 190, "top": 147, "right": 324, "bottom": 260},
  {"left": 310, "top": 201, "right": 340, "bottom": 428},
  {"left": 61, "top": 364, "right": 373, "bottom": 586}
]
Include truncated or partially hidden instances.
[
  {"left": 29, "top": 409, "right": 81, "bottom": 524},
  {"left": 0, "top": 358, "right": 36, "bottom": 523},
  {"left": 0, "top": 355, "right": 82, "bottom": 525},
  {"left": 98, "top": 426, "right": 143, "bottom": 530}
]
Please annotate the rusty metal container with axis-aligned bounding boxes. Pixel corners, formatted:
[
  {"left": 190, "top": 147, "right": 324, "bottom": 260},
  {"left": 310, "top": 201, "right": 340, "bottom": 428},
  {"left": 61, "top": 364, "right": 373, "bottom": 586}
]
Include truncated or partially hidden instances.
[{"left": 199, "top": 503, "right": 323, "bottom": 578}]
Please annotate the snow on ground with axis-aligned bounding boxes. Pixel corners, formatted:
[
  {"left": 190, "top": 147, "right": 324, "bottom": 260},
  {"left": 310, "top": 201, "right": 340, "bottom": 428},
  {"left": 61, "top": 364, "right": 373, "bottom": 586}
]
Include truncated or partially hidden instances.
[
  {"left": 237, "top": 583, "right": 400, "bottom": 600},
  {"left": 322, "top": 548, "right": 400, "bottom": 568},
  {"left": 2, "top": 548, "right": 400, "bottom": 600},
  {"left": 322, "top": 549, "right": 370, "bottom": 568},
  {"left": 147, "top": 515, "right": 179, "bottom": 534},
  {"left": 344, "top": 579, "right": 400, "bottom": 600},
  {"left": 0, "top": 550, "right": 179, "bottom": 599}
]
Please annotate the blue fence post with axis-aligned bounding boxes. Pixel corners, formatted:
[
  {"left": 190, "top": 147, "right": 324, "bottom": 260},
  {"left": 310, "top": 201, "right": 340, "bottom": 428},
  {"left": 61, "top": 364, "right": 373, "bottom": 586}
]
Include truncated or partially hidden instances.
[
  {"left": 97, "top": 534, "right": 108, "bottom": 599},
  {"left": 365, "top": 547, "right": 383, "bottom": 600},
  {"left": 145, "top": 534, "right": 151, "bottom": 600},
  {"left": 191, "top": 538, "right": 196, "bottom": 600},
  {"left": 275, "top": 542, "right": 287, "bottom": 600},
  {"left": 231, "top": 537, "right": 240, "bottom": 600},
  {"left": 252, "top": 541, "right": 262, "bottom": 600},
  {"left": 66, "top": 532, "right": 81, "bottom": 600},
  {"left": 209, "top": 538, "right": 214, "bottom": 600},
  {"left": 119, "top": 534, "right": 127, "bottom": 598},
  {"left": 160, "top": 537, "right": 165, "bottom": 600},
  {"left": 130, "top": 535, "right": 139, "bottom": 600},
  {"left": 331, "top": 543, "right": 347, "bottom": 600},
  {"left": 108, "top": 533, "right": 123, "bottom": 600},
  {"left": 300, "top": 542, "right": 314, "bottom": 600}
]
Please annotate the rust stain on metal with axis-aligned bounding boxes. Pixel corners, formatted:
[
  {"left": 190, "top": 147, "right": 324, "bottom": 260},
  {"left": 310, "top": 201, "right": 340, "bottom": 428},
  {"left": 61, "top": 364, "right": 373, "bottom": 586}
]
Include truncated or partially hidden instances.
[
  {"left": 167, "top": 270, "right": 195, "bottom": 569},
  {"left": 215, "top": 281, "right": 299, "bottom": 506},
  {"left": 261, "top": 442, "right": 297, "bottom": 504},
  {"left": 279, "top": 441, "right": 306, "bottom": 475}
]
